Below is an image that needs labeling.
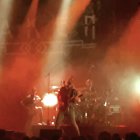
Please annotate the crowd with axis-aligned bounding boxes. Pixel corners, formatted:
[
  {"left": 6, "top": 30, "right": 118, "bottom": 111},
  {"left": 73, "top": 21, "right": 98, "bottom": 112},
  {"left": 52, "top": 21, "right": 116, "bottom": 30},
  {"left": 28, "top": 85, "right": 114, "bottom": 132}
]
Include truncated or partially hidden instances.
[{"left": 0, "top": 129, "right": 140, "bottom": 140}]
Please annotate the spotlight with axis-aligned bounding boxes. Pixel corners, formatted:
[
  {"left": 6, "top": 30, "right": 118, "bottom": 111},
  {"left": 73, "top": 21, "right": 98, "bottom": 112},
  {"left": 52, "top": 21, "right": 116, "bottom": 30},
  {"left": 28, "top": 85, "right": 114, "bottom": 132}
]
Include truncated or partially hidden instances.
[
  {"left": 42, "top": 93, "right": 58, "bottom": 107},
  {"left": 133, "top": 77, "right": 140, "bottom": 94}
]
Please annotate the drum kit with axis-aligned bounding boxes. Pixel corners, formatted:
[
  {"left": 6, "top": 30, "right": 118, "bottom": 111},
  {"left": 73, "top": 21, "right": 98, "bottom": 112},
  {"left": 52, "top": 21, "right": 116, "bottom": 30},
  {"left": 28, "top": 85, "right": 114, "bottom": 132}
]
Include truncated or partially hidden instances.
[{"left": 74, "top": 88, "right": 122, "bottom": 126}]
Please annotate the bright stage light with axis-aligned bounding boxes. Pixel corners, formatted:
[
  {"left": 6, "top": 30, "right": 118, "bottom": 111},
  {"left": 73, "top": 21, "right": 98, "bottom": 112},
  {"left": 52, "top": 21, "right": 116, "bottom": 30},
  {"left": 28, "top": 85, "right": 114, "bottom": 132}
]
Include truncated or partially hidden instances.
[
  {"left": 61, "top": 0, "right": 72, "bottom": 11},
  {"left": 133, "top": 77, "right": 140, "bottom": 94},
  {"left": 41, "top": 0, "right": 90, "bottom": 86},
  {"left": 51, "top": 85, "right": 59, "bottom": 90},
  {"left": 0, "top": 0, "right": 14, "bottom": 76},
  {"left": 42, "top": 93, "right": 58, "bottom": 107},
  {"left": 0, "top": 0, "right": 14, "bottom": 32},
  {"left": 42, "top": 0, "right": 72, "bottom": 85}
]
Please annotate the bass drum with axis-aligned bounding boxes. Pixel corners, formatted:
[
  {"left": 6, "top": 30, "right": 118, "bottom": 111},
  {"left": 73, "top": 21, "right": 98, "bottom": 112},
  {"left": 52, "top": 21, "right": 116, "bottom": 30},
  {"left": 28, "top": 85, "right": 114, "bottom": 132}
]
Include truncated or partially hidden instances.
[{"left": 74, "top": 102, "right": 96, "bottom": 126}]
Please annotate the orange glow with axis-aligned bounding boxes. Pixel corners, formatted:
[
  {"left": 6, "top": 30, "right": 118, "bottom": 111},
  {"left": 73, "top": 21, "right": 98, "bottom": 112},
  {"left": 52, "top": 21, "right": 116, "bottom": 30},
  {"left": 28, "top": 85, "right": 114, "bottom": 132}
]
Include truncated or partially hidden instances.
[
  {"left": 23, "top": 0, "right": 39, "bottom": 27},
  {"left": 0, "top": 0, "right": 92, "bottom": 132},
  {"left": 101, "top": 8, "right": 140, "bottom": 85},
  {"left": 119, "top": 9, "right": 140, "bottom": 57},
  {"left": 17, "top": 0, "right": 39, "bottom": 42}
]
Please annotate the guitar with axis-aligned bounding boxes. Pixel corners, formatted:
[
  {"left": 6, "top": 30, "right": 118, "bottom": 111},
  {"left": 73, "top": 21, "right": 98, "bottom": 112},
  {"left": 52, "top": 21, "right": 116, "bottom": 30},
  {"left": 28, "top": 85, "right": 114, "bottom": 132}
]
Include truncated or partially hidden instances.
[
  {"left": 21, "top": 94, "right": 42, "bottom": 114},
  {"left": 58, "top": 88, "right": 83, "bottom": 111}
]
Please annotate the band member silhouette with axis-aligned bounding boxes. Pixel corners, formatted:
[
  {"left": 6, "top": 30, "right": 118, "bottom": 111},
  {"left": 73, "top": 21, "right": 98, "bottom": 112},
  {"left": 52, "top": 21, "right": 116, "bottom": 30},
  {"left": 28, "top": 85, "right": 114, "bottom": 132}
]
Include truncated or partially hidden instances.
[
  {"left": 21, "top": 87, "right": 44, "bottom": 136},
  {"left": 55, "top": 79, "right": 80, "bottom": 136}
]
